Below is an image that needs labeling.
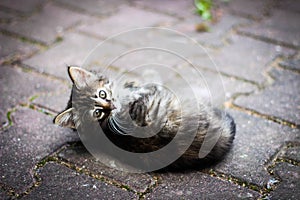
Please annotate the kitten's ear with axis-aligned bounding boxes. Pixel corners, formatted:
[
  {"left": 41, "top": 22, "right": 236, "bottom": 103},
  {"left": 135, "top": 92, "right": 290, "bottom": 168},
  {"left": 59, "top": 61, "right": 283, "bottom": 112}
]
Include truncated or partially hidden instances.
[
  {"left": 53, "top": 108, "right": 76, "bottom": 129},
  {"left": 68, "top": 66, "right": 95, "bottom": 90}
]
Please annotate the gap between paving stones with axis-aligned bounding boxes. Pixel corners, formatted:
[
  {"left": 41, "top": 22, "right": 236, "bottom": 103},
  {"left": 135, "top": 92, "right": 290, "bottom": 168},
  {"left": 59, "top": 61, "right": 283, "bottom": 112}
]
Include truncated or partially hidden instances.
[
  {"left": 18, "top": 62, "right": 70, "bottom": 82},
  {"left": 224, "top": 55, "right": 299, "bottom": 129},
  {"left": 0, "top": 29, "right": 47, "bottom": 48},
  {"left": 0, "top": 20, "right": 84, "bottom": 47},
  {"left": 209, "top": 142, "right": 300, "bottom": 198},
  {"left": 263, "top": 143, "right": 300, "bottom": 198},
  {"left": 130, "top": 1, "right": 184, "bottom": 20},
  {"left": 267, "top": 142, "right": 300, "bottom": 173},
  {"left": 15, "top": 143, "right": 144, "bottom": 199},
  {"left": 54, "top": 143, "right": 159, "bottom": 199},
  {"left": 277, "top": 64, "right": 300, "bottom": 75},
  {"left": 53, "top": 0, "right": 126, "bottom": 19},
  {"left": 54, "top": 142, "right": 263, "bottom": 200},
  {"left": 0, "top": 64, "right": 70, "bottom": 130},
  {"left": 0, "top": 3, "right": 44, "bottom": 18},
  {"left": 227, "top": 97, "right": 299, "bottom": 129},
  {"left": 0, "top": 107, "right": 16, "bottom": 131},
  {"left": 236, "top": 29, "right": 299, "bottom": 50}
]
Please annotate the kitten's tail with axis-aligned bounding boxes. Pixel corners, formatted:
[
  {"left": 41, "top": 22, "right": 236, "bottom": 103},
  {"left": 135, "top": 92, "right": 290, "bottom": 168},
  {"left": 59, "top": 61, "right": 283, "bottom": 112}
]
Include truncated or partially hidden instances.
[{"left": 204, "top": 108, "right": 236, "bottom": 161}]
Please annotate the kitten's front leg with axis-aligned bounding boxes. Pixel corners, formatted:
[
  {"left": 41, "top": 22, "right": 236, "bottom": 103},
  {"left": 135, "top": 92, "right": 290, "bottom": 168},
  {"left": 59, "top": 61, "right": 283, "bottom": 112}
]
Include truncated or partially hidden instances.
[
  {"left": 129, "top": 99, "right": 148, "bottom": 127},
  {"left": 129, "top": 94, "right": 167, "bottom": 130}
]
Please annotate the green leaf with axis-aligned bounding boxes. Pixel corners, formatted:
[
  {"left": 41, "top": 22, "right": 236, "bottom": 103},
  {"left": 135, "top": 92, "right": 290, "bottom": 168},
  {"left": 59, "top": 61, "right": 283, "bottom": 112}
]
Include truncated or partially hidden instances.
[{"left": 194, "top": 0, "right": 212, "bottom": 20}]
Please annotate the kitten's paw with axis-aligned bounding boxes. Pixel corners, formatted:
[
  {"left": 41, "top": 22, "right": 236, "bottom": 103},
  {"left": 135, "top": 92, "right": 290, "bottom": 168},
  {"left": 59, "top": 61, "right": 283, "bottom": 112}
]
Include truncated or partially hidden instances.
[{"left": 129, "top": 99, "right": 147, "bottom": 126}]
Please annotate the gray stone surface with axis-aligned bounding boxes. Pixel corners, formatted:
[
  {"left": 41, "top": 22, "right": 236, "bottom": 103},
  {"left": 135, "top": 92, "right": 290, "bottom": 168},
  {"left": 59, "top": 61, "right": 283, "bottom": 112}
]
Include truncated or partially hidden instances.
[
  {"left": 77, "top": 5, "right": 176, "bottom": 38},
  {"left": 133, "top": 0, "right": 194, "bottom": 18},
  {"left": 58, "top": 143, "right": 155, "bottom": 193},
  {"left": 0, "top": 66, "right": 67, "bottom": 119},
  {"left": 0, "top": 189, "right": 9, "bottom": 200},
  {"left": 32, "top": 82, "right": 71, "bottom": 113},
  {"left": 235, "top": 68, "right": 300, "bottom": 125},
  {"left": 278, "top": 146, "right": 300, "bottom": 162},
  {"left": 213, "top": 109, "right": 299, "bottom": 187},
  {"left": 187, "top": 34, "right": 295, "bottom": 84},
  {"left": 275, "top": 0, "right": 300, "bottom": 14},
  {"left": 55, "top": 0, "right": 129, "bottom": 16},
  {"left": 165, "top": 63, "right": 256, "bottom": 107},
  {"left": 0, "top": 108, "right": 79, "bottom": 194},
  {"left": 22, "top": 162, "right": 136, "bottom": 200},
  {"left": 268, "top": 163, "right": 300, "bottom": 200},
  {"left": 23, "top": 32, "right": 127, "bottom": 79},
  {"left": 224, "top": 0, "right": 272, "bottom": 19},
  {"left": 238, "top": 9, "right": 300, "bottom": 48},
  {"left": 0, "top": 0, "right": 46, "bottom": 14},
  {"left": 99, "top": 28, "right": 210, "bottom": 62},
  {"left": 279, "top": 59, "right": 300, "bottom": 71},
  {"left": 169, "top": 13, "right": 249, "bottom": 47},
  {"left": 0, "top": 10, "right": 16, "bottom": 23},
  {"left": 0, "top": 34, "right": 38, "bottom": 62},
  {"left": 0, "top": 110, "right": 7, "bottom": 128},
  {"left": 146, "top": 171, "right": 261, "bottom": 199},
  {"left": 0, "top": 1, "right": 299, "bottom": 199},
  {"left": 1, "top": 3, "right": 88, "bottom": 44}
]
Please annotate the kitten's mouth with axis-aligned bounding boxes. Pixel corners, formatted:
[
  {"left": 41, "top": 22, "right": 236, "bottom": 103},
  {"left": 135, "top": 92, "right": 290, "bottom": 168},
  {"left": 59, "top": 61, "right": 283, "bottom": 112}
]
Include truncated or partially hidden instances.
[{"left": 102, "top": 103, "right": 116, "bottom": 112}]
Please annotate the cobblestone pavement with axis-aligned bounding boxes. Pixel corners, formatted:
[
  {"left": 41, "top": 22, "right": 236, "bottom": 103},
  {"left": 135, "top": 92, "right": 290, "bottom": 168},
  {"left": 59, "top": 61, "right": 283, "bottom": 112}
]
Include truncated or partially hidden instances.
[{"left": 0, "top": 0, "right": 299, "bottom": 199}]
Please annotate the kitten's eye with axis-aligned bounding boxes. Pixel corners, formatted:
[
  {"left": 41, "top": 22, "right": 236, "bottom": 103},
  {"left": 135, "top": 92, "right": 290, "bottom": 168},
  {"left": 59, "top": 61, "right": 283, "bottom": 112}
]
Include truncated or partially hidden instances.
[
  {"left": 99, "top": 90, "right": 107, "bottom": 99},
  {"left": 93, "top": 109, "right": 104, "bottom": 119}
]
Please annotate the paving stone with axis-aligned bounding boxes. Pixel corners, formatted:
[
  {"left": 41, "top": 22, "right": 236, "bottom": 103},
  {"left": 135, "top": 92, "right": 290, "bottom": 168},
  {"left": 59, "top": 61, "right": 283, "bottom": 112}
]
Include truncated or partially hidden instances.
[
  {"left": 0, "top": 0, "right": 46, "bottom": 14},
  {"left": 0, "top": 34, "right": 38, "bottom": 62},
  {"left": 279, "top": 59, "right": 300, "bottom": 71},
  {"left": 58, "top": 143, "right": 155, "bottom": 193},
  {"left": 23, "top": 162, "right": 136, "bottom": 200},
  {"left": 169, "top": 13, "right": 249, "bottom": 48},
  {"left": 114, "top": 14, "right": 247, "bottom": 48},
  {"left": 187, "top": 34, "right": 295, "bottom": 84},
  {"left": 77, "top": 5, "right": 176, "bottom": 38},
  {"left": 32, "top": 81, "right": 71, "bottom": 113},
  {"left": 275, "top": 0, "right": 300, "bottom": 14},
  {"left": 110, "top": 48, "right": 186, "bottom": 72},
  {"left": 0, "top": 110, "right": 7, "bottom": 128},
  {"left": 146, "top": 171, "right": 260, "bottom": 199},
  {"left": 0, "top": 108, "right": 79, "bottom": 194},
  {"left": 213, "top": 109, "right": 300, "bottom": 187},
  {"left": 163, "top": 63, "right": 257, "bottom": 107},
  {"left": 102, "top": 27, "right": 210, "bottom": 63},
  {"left": 223, "top": 0, "right": 272, "bottom": 19},
  {"left": 54, "top": 0, "right": 129, "bottom": 16},
  {"left": 0, "top": 189, "right": 9, "bottom": 200},
  {"left": 238, "top": 9, "right": 300, "bottom": 48},
  {"left": 1, "top": 3, "right": 89, "bottom": 44},
  {"left": 0, "top": 66, "right": 68, "bottom": 120},
  {"left": 268, "top": 163, "right": 300, "bottom": 200},
  {"left": 278, "top": 146, "right": 300, "bottom": 162},
  {"left": 133, "top": 0, "right": 195, "bottom": 18},
  {"left": 0, "top": 10, "right": 16, "bottom": 23},
  {"left": 23, "top": 32, "right": 127, "bottom": 79},
  {"left": 235, "top": 68, "right": 300, "bottom": 125}
]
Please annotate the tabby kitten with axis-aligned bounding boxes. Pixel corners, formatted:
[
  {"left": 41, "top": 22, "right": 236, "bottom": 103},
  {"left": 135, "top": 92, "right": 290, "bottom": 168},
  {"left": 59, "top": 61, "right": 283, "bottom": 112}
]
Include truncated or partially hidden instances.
[{"left": 54, "top": 66, "right": 235, "bottom": 169}]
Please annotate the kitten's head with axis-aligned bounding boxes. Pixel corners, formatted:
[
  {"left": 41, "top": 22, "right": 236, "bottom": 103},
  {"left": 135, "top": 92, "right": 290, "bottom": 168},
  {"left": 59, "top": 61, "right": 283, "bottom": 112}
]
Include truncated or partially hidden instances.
[{"left": 53, "top": 66, "right": 115, "bottom": 129}]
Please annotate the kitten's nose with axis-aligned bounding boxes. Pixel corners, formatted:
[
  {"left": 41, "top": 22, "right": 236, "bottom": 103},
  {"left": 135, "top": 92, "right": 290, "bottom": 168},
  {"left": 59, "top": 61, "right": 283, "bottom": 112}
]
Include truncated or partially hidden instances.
[
  {"left": 106, "top": 99, "right": 116, "bottom": 110},
  {"left": 110, "top": 103, "right": 116, "bottom": 110}
]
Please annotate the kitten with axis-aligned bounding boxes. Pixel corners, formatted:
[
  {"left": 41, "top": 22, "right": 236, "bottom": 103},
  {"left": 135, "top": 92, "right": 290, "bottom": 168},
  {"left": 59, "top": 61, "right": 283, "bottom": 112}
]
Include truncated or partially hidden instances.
[{"left": 54, "top": 66, "right": 235, "bottom": 170}]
